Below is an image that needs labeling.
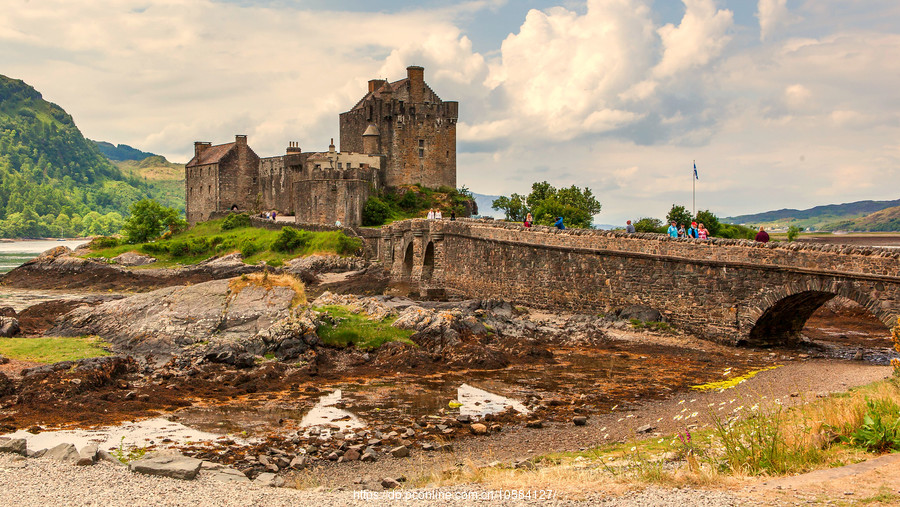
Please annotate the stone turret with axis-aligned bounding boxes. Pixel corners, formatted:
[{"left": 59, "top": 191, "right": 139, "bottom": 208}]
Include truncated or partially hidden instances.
[
  {"left": 407, "top": 66, "right": 424, "bottom": 104},
  {"left": 362, "top": 124, "right": 379, "bottom": 154}
]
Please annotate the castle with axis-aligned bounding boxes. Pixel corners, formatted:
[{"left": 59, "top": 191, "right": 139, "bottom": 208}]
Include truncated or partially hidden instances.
[{"left": 185, "top": 66, "right": 458, "bottom": 226}]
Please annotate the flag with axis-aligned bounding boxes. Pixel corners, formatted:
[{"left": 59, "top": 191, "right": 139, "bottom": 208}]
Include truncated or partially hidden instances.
[{"left": 693, "top": 162, "right": 699, "bottom": 180}]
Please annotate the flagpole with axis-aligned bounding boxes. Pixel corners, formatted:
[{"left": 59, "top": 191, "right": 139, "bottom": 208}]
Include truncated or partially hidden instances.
[{"left": 692, "top": 160, "right": 696, "bottom": 218}]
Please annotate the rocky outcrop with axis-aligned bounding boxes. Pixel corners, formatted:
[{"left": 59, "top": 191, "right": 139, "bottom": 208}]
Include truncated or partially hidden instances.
[
  {"left": 0, "top": 248, "right": 264, "bottom": 292},
  {"left": 50, "top": 278, "right": 299, "bottom": 359},
  {"left": 286, "top": 254, "right": 367, "bottom": 275},
  {"left": 112, "top": 252, "right": 156, "bottom": 266}
]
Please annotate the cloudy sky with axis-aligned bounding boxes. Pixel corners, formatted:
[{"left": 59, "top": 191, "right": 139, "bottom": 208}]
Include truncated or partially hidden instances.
[{"left": 3, "top": 0, "right": 899, "bottom": 224}]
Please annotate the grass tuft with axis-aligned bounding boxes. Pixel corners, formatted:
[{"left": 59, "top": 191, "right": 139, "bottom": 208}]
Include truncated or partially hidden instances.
[
  {"left": 314, "top": 305, "right": 414, "bottom": 350},
  {"left": 0, "top": 336, "right": 111, "bottom": 363}
]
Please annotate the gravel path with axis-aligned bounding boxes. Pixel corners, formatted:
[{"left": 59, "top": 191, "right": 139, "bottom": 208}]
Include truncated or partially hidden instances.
[{"left": 0, "top": 454, "right": 754, "bottom": 506}]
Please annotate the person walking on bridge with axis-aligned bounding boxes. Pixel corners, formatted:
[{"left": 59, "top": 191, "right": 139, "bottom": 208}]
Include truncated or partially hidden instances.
[
  {"left": 554, "top": 216, "right": 565, "bottom": 230},
  {"left": 755, "top": 226, "right": 769, "bottom": 243},
  {"left": 625, "top": 220, "right": 636, "bottom": 233},
  {"left": 524, "top": 212, "right": 533, "bottom": 228},
  {"left": 667, "top": 221, "right": 678, "bottom": 238}
]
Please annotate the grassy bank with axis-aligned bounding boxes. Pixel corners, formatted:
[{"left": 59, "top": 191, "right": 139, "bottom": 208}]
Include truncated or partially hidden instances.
[
  {"left": 0, "top": 336, "right": 111, "bottom": 363},
  {"left": 314, "top": 305, "right": 415, "bottom": 350},
  {"left": 83, "top": 217, "right": 362, "bottom": 267},
  {"left": 421, "top": 379, "right": 900, "bottom": 496}
]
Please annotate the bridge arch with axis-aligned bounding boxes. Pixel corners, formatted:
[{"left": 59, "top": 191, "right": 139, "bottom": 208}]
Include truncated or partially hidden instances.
[
  {"left": 742, "top": 281, "right": 892, "bottom": 347},
  {"left": 402, "top": 242, "right": 414, "bottom": 280},
  {"left": 422, "top": 241, "right": 435, "bottom": 282}
]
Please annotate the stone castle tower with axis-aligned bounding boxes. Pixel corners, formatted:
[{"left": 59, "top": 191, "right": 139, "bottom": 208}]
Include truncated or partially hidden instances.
[
  {"left": 339, "top": 66, "right": 458, "bottom": 189},
  {"left": 186, "top": 66, "right": 457, "bottom": 226}
]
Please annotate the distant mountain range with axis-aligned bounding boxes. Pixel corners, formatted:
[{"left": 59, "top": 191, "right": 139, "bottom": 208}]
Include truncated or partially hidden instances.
[{"left": 724, "top": 199, "right": 900, "bottom": 231}]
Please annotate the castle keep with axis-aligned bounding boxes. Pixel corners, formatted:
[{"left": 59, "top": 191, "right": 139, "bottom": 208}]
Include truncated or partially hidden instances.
[{"left": 185, "top": 66, "right": 458, "bottom": 226}]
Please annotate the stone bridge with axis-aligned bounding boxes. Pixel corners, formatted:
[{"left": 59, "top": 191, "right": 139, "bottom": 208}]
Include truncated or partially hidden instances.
[{"left": 376, "top": 219, "right": 900, "bottom": 346}]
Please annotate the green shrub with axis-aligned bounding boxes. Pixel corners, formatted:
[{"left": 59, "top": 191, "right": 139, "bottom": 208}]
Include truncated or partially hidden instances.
[
  {"left": 787, "top": 225, "right": 802, "bottom": 242},
  {"left": 272, "top": 227, "right": 313, "bottom": 253},
  {"left": 336, "top": 234, "right": 363, "bottom": 255},
  {"left": 362, "top": 197, "right": 391, "bottom": 226},
  {"left": 848, "top": 399, "right": 900, "bottom": 452},
  {"left": 633, "top": 217, "right": 663, "bottom": 233},
  {"left": 88, "top": 236, "right": 120, "bottom": 249},
  {"left": 398, "top": 190, "right": 422, "bottom": 211},
  {"left": 222, "top": 213, "right": 251, "bottom": 230},
  {"left": 240, "top": 239, "right": 262, "bottom": 258}
]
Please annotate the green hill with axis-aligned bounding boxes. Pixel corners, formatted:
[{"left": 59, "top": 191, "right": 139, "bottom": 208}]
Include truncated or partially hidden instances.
[
  {"left": 819, "top": 205, "right": 900, "bottom": 232},
  {"left": 0, "top": 74, "right": 168, "bottom": 238},
  {"left": 112, "top": 155, "right": 185, "bottom": 213},
  {"left": 91, "top": 140, "right": 156, "bottom": 162},
  {"left": 724, "top": 198, "right": 900, "bottom": 231}
]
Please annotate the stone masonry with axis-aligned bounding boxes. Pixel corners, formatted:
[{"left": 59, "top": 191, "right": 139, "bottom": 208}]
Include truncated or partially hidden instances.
[{"left": 378, "top": 219, "right": 900, "bottom": 346}]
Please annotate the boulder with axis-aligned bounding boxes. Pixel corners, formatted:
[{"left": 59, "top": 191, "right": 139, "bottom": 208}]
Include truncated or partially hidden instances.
[
  {"left": 98, "top": 449, "right": 126, "bottom": 466},
  {"left": 0, "top": 354, "right": 8, "bottom": 365},
  {"left": 0, "top": 317, "right": 19, "bottom": 337},
  {"left": 390, "top": 445, "right": 410, "bottom": 458},
  {"left": 573, "top": 416, "right": 588, "bottom": 426},
  {"left": 469, "top": 423, "right": 488, "bottom": 435},
  {"left": 129, "top": 455, "right": 203, "bottom": 480},
  {"left": 76, "top": 443, "right": 98, "bottom": 466},
  {"left": 635, "top": 424, "right": 656, "bottom": 434},
  {"left": 43, "top": 443, "right": 81, "bottom": 463},
  {"left": 381, "top": 477, "right": 400, "bottom": 489},
  {"left": 0, "top": 437, "right": 27, "bottom": 456},
  {"left": 112, "top": 252, "right": 157, "bottom": 266},
  {"left": 208, "top": 467, "right": 251, "bottom": 483},
  {"left": 253, "top": 472, "right": 284, "bottom": 487},
  {"left": 616, "top": 305, "right": 664, "bottom": 323}
]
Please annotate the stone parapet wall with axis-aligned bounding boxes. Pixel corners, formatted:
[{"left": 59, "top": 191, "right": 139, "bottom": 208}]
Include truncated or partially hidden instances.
[{"left": 380, "top": 219, "right": 900, "bottom": 345}]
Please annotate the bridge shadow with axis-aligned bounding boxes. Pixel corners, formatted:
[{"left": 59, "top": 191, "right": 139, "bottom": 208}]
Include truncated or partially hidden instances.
[{"left": 745, "top": 291, "right": 892, "bottom": 360}]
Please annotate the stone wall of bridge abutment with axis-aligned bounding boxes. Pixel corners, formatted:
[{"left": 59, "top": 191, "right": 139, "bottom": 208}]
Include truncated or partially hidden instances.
[{"left": 379, "top": 219, "right": 900, "bottom": 346}]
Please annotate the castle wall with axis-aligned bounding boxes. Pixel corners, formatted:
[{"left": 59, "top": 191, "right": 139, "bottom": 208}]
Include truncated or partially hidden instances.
[
  {"left": 259, "top": 156, "right": 294, "bottom": 214},
  {"left": 217, "top": 141, "right": 260, "bottom": 213},
  {"left": 186, "top": 164, "right": 218, "bottom": 224},
  {"left": 294, "top": 167, "right": 375, "bottom": 227}
]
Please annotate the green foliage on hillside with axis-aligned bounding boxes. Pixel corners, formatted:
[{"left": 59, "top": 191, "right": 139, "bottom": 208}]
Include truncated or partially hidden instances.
[
  {"left": 121, "top": 199, "right": 186, "bottom": 244},
  {"left": 0, "top": 74, "right": 169, "bottom": 237},
  {"left": 492, "top": 181, "right": 602, "bottom": 228},
  {"left": 84, "top": 218, "right": 361, "bottom": 267},
  {"left": 92, "top": 140, "right": 155, "bottom": 161},
  {"left": 361, "top": 185, "right": 476, "bottom": 226}
]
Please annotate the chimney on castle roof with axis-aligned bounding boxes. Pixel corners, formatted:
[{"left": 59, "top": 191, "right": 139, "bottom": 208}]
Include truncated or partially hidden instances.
[
  {"left": 368, "top": 79, "right": 387, "bottom": 93},
  {"left": 194, "top": 141, "right": 211, "bottom": 159},
  {"left": 286, "top": 141, "right": 302, "bottom": 154},
  {"left": 235, "top": 135, "right": 247, "bottom": 145},
  {"left": 329, "top": 138, "right": 335, "bottom": 154},
  {"left": 407, "top": 65, "right": 424, "bottom": 104}
]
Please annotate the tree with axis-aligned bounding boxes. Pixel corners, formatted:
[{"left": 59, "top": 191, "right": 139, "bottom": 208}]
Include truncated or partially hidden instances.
[
  {"left": 493, "top": 181, "right": 602, "bottom": 228},
  {"left": 634, "top": 217, "right": 663, "bottom": 233},
  {"left": 787, "top": 225, "right": 801, "bottom": 242},
  {"left": 491, "top": 193, "right": 527, "bottom": 222},
  {"left": 121, "top": 199, "right": 184, "bottom": 243},
  {"left": 694, "top": 209, "right": 721, "bottom": 237},
  {"left": 666, "top": 205, "right": 692, "bottom": 228},
  {"left": 362, "top": 196, "right": 391, "bottom": 226}
]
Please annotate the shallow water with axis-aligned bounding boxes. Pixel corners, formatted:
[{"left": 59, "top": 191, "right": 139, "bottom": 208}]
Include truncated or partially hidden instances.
[
  {"left": 0, "top": 239, "right": 87, "bottom": 274},
  {"left": 0, "top": 417, "right": 235, "bottom": 452}
]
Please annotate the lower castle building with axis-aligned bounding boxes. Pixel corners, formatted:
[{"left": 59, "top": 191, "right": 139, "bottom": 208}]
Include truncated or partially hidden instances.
[{"left": 185, "top": 66, "right": 457, "bottom": 226}]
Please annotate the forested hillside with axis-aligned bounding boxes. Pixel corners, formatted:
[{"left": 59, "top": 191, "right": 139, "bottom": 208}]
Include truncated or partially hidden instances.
[{"left": 0, "top": 74, "right": 162, "bottom": 237}]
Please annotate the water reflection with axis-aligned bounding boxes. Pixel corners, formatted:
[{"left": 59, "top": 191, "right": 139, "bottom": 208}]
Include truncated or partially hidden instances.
[
  {"left": 0, "top": 417, "right": 232, "bottom": 451},
  {"left": 299, "top": 389, "right": 366, "bottom": 434},
  {"left": 457, "top": 383, "right": 529, "bottom": 417}
]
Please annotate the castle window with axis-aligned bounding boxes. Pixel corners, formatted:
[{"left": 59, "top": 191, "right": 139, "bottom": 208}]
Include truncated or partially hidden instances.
[
  {"left": 338, "top": 163, "right": 342, "bottom": 169},
  {"left": 208, "top": 185, "right": 211, "bottom": 194},
  {"left": 315, "top": 164, "right": 321, "bottom": 170},
  {"left": 418, "top": 139, "right": 425, "bottom": 158}
]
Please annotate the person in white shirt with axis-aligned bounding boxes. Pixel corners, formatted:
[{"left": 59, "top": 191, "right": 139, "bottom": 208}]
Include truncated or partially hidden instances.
[
  {"left": 426, "top": 209, "right": 435, "bottom": 220},
  {"left": 435, "top": 209, "right": 443, "bottom": 220}
]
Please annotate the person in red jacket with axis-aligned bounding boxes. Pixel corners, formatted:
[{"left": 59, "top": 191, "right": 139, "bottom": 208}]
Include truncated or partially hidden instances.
[{"left": 755, "top": 226, "right": 770, "bottom": 243}]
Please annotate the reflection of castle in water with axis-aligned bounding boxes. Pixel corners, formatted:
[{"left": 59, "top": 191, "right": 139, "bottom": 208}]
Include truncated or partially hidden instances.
[{"left": 185, "top": 66, "right": 458, "bottom": 227}]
